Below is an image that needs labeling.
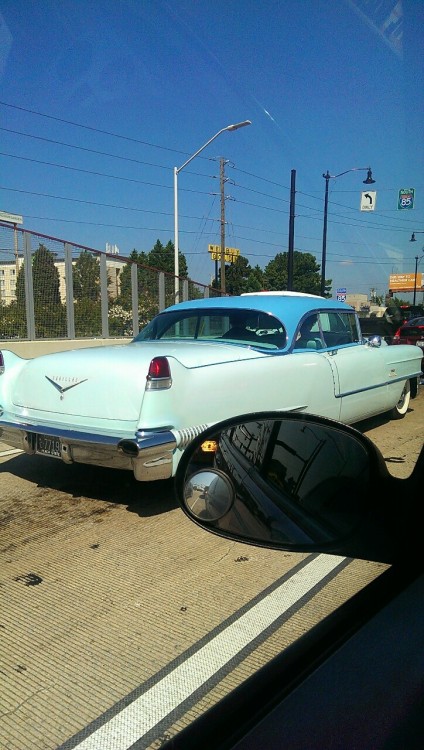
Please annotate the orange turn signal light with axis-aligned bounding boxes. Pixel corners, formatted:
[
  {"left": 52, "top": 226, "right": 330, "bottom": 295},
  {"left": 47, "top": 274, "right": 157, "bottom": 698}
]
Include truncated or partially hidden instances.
[{"left": 200, "top": 440, "right": 219, "bottom": 453}]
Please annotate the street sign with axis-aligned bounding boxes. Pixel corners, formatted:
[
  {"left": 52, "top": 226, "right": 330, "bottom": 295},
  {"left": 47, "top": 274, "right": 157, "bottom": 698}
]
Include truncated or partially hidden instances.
[
  {"left": 0, "top": 211, "right": 23, "bottom": 224},
  {"left": 336, "top": 287, "right": 347, "bottom": 302},
  {"left": 360, "top": 191, "right": 376, "bottom": 211},
  {"left": 397, "top": 188, "right": 415, "bottom": 210},
  {"left": 208, "top": 245, "right": 240, "bottom": 263}
]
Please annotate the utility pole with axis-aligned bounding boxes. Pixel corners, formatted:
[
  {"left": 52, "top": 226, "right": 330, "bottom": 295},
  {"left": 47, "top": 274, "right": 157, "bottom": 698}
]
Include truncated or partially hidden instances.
[
  {"left": 287, "top": 169, "right": 296, "bottom": 290},
  {"left": 220, "top": 158, "right": 228, "bottom": 294}
]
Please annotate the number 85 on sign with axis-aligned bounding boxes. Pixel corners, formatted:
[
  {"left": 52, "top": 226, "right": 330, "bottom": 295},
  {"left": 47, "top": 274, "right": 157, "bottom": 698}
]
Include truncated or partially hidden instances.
[{"left": 398, "top": 188, "right": 415, "bottom": 210}]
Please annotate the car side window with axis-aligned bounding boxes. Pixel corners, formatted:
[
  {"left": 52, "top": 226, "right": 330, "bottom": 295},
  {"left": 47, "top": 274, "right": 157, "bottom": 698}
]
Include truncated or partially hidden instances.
[
  {"left": 319, "top": 312, "right": 359, "bottom": 348},
  {"left": 294, "top": 314, "right": 323, "bottom": 350}
]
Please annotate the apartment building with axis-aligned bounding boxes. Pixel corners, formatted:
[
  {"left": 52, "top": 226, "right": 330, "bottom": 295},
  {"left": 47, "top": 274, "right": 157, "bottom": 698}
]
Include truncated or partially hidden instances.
[{"left": 0, "top": 256, "right": 126, "bottom": 305}]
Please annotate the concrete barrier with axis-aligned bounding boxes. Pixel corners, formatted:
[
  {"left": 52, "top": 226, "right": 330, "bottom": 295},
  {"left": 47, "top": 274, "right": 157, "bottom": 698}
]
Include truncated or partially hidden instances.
[{"left": 0, "top": 339, "right": 129, "bottom": 358}]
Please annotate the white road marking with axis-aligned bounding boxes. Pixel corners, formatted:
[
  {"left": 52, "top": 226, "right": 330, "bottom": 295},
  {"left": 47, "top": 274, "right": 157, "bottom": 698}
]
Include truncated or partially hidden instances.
[
  {"left": 0, "top": 448, "right": 23, "bottom": 457},
  {"left": 73, "top": 554, "right": 346, "bottom": 750}
]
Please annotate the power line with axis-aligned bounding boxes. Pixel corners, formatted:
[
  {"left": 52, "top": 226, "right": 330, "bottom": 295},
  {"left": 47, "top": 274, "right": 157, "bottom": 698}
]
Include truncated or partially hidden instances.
[
  {"left": 0, "top": 126, "right": 174, "bottom": 171},
  {"left": 1, "top": 130, "right": 419, "bottom": 235},
  {"left": 0, "top": 183, "right": 416, "bottom": 241},
  {"left": 0, "top": 100, "right": 190, "bottom": 156},
  {"left": 0, "top": 185, "right": 214, "bottom": 220},
  {"left": 0, "top": 126, "right": 216, "bottom": 179},
  {"left": 0, "top": 151, "right": 214, "bottom": 193}
]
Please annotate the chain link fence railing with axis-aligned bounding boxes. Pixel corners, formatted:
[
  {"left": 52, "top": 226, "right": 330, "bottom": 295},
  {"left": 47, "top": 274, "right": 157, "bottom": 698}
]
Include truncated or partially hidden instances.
[{"left": 0, "top": 223, "right": 221, "bottom": 341}]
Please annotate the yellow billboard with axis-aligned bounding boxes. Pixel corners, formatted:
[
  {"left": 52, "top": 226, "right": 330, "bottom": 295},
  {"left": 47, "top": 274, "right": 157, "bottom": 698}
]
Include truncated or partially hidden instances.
[
  {"left": 389, "top": 273, "right": 423, "bottom": 292},
  {"left": 208, "top": 245, "right": 240, "bottom": 263}
]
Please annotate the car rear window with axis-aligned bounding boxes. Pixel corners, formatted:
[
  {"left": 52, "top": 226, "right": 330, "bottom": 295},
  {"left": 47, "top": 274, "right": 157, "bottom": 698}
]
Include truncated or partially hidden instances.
[{"left": 134, "top": 309, "right": 287, "bottom": 349}]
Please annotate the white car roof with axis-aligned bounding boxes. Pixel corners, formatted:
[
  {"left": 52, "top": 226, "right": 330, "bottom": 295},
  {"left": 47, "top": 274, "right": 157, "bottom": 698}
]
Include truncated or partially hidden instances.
[{"left": 241, "top": 291, "right": 324, "bottom": 298}]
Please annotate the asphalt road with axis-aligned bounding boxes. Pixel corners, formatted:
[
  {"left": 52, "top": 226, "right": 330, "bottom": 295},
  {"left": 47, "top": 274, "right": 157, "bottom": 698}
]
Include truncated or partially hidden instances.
[{"left": 0, "top": 389, "right": 422, "bottom": 750}]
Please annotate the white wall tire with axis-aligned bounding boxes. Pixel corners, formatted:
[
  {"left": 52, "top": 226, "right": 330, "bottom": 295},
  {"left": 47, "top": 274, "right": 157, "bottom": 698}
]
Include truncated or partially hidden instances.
[{"left": 391, "top": 380, "right": 410, "bottom": 419}]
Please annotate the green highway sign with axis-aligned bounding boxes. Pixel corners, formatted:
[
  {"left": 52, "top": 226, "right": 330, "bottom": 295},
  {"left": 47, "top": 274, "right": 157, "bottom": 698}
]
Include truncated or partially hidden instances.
[{"left": 397, "top": 188, "right": 415, "bottom": 210}]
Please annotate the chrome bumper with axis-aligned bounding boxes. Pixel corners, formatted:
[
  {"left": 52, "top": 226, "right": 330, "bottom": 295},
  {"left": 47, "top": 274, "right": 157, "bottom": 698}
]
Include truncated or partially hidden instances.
[{"left": 0, "top": 419, "right": 210, "bottom": 481}]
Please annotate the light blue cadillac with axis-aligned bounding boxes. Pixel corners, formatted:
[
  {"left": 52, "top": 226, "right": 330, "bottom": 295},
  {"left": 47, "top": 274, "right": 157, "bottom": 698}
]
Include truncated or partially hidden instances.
[{"left": 0, "top": 293, "right": 421, "bottom": 483}]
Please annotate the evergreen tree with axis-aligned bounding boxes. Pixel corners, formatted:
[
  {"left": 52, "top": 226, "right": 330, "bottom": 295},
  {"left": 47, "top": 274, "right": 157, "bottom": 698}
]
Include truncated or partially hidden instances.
[
  {"left": 118, "top": 249, "right": 149, "bottom": 309},
  {"left": 164, "top": 240, "right": 188, "bottom": 278},
  {"left": 147, "top": 239, "right": 167, "bottom": 270},
  {"left": 15, "top": 263, "right": 26, "bottom": 307},
  {"left": 31, "top": 244, "right": 65, "bottom": 337},
  {"left": 245, "top": 265, "right": 265, "bottom": 293},
  {"left": 291, "top": 251, "right": 325, "bottom": 296},
  {"left": 217, "top": 256, "right": 256, "bottom": 296},
  {"left": 262, "top": 251, "right": 327, "bottom": 296},
  {"left": 32, "top": 244, "right": 61, "bottom": 304},
  {"left": 147, "top": 239, "right": 188, "bottom": 278},
  {"left": 73, "top": 250, "right": 100, "bottom": 301},
  {"left": 14, "top": 244, "right": 62, "bottom": 307},
  {"left": 262, "top": 252, "right": 288, "bottom": 291}
]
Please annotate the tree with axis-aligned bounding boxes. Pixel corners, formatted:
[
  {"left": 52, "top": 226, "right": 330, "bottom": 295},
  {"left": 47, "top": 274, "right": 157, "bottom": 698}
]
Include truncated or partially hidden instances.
[
  {"left": 245, "top": 265, "right": 265, "bottom": 293},
  {"left": 165, "top": 240, "right": 188, "bottom": 279},
  {"left": 13, "top": 244, "right": 65, "bottom": 337},
  {"left": 393, "top": 296, "right": 410, "bottom": 307},
  {"left": 117, "top": 240, "right": 189, "bottom": 314},
  {"left": 291, "top": 251, "right": 326, "bottom": 296},
  {"left": 214, "top": 256, "right": 260, "bottom": 296},
  {"left": 117, "top": 249, "right": 149, "bottom": 309},
  {"left": 15, "top": 263, "right": 26, "bottom": 308},
  {"left": 147, "top": 239, "right": 188, "bottom": 278},
  {"left": 32, "top": 244, "right": 61, "bottom": 304},
  {"left": 262, "top": 251, "right": 326, "bottom": 296},
  {"left": 14, "top": 253, "right": 64, "bottom": 308},
  {"left": 73, "top": 250, "right": 100, "bottom": 301},
  {"left": 31, "top": 244, "right": 65, "bottom": 337},
  {"left": 74, "top": 298, "right": 102, "bottom": 337},
  {"left": 0, "top": 301, "right": 27, "bottom": 338}
]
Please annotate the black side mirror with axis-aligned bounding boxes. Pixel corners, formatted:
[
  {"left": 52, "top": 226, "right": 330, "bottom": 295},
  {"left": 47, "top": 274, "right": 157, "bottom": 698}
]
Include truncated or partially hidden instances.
[{"left": 176, "top": 412, "right": 419, "bottom": 564}]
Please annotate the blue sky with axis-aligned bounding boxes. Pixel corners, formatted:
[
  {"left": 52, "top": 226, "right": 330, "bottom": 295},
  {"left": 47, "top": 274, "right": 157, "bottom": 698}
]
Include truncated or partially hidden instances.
[{"left": 0, "top": 0, "right": 423, "bottom": 300}]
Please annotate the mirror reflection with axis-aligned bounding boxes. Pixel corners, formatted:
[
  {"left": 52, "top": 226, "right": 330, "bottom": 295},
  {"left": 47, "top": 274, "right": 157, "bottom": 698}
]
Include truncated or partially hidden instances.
[
  {"left": 182, "top": 417, "right": 371, "bottom": 547},
  {"left": 184, "top": 470, "right": 235, "bottom": 521}
]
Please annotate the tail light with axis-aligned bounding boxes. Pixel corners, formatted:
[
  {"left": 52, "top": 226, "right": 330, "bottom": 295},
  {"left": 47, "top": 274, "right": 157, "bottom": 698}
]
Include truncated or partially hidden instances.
[
  {"left": 0, "top": 351, "right": 4, "bottom": 375},
  {"left": 146, "top": 356, "right": 172, "bottom": 390},
  {"left": 393, "top": 328, "right": 401, "bottom": 340}
]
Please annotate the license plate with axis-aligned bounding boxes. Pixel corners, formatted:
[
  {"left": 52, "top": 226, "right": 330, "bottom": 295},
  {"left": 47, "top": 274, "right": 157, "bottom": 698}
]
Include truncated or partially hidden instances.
[{"left": 36, "top": 434, "right": 62, "bottom": 458}]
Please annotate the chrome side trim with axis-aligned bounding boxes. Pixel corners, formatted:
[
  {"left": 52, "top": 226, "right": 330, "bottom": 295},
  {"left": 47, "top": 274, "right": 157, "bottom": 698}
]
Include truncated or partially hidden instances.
[{"left": 335, "top": 372, "right": 421, "bottom": 399}]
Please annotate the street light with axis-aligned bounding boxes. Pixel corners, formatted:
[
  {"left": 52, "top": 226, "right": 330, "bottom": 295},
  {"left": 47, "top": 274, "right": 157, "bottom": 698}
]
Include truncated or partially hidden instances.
[
  {"left": 173, "top": 120, "right": 251, "bottom": 302},
  {"left": 410, "top": 232, "right": 424, "bottom": 305},
  {"left": 321, "top": 167, "right": 375, "bottom": 297}
]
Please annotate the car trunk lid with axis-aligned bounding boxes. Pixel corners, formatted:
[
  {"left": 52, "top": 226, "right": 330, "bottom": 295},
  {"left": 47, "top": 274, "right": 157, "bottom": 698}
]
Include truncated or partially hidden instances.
[{"left": 11, "top": 340, "right": 265, "bottom": 421}]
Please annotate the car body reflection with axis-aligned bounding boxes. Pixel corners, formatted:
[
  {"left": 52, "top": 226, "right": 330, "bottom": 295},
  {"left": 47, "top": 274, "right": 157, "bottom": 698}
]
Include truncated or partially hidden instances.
[{"left": 182, "top": 415, "right": 372, "bottom": 548}]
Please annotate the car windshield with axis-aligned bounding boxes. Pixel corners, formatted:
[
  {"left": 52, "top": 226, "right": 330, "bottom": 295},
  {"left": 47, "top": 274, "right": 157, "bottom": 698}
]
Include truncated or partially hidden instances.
[{"left": 133, "top": 308, "right": 287, "bottom": 348}]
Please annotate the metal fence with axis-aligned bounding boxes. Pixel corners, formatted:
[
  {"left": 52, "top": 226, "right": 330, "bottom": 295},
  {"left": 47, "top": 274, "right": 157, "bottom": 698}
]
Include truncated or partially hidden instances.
[{"left": 0, "top": 223, "right": 221, "bottom": 341}]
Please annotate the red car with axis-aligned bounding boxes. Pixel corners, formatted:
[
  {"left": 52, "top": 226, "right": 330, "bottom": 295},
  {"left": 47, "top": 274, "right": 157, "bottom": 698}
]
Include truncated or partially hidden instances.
[{"left": 393, "top": 317, "right": 424, "bottom": 380}]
